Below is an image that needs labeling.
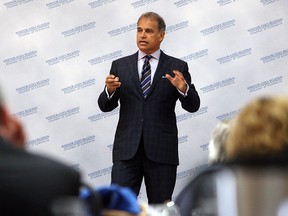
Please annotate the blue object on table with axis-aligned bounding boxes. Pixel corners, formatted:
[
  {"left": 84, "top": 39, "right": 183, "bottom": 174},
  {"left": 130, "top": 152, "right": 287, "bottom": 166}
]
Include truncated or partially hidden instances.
[{"left": 80, "top": 184, "right": 141, "bottom": 215}]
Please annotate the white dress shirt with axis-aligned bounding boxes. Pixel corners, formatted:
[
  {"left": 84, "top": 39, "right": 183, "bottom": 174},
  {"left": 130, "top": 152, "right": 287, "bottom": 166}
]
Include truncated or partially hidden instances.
[
  {"left": 106, "top": 49, "right": 189, "bottom": 98},
  {"left": 138, "top": 49, "right": 161, "bottom": 83}
]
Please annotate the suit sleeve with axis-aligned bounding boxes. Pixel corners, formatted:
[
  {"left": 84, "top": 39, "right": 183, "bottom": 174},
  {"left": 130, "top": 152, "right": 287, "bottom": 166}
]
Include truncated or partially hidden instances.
[{"left": 97, "top": 61, "right": 120, "bottom": 112}]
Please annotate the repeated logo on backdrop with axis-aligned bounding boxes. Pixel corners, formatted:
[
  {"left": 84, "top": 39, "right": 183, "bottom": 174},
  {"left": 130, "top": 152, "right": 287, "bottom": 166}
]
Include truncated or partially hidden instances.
[{"left": 1, "top": 0, "right": 287, "bottom": 202}]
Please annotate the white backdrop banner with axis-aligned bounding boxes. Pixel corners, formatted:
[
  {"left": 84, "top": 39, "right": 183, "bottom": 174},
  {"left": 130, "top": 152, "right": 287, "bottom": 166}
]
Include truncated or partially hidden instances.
[{"left": 1, "top": 0, "right": 287, "bottom": 202}]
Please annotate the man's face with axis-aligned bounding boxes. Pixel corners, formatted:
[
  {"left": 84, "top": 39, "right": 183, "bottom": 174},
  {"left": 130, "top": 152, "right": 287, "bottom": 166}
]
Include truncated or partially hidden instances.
[{"left": 137, "top": 17, "right": 165, "bottom": 54}]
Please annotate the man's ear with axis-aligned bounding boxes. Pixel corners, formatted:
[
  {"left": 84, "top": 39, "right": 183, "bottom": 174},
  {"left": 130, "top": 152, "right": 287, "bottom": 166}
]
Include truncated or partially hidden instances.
[
  {"left": 0, "top": 106, "right": 9, "bottom": 128},
  {"left": 159, "top": 31, "right": 165, "bottom": 42},
  {"left": 0, "top": 106, "right": 26, "bottom": 148}
]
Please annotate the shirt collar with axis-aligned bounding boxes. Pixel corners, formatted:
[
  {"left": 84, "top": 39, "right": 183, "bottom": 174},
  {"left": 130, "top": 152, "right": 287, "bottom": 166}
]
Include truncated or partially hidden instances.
[{"left": 138, "top": 49, "right": 161, "bottom": 61}]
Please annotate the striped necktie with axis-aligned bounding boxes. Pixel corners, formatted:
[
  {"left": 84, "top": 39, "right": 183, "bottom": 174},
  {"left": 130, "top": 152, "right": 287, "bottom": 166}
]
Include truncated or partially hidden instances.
[{"left": 140, "top": 55, "right": 152, "bottom": 98}]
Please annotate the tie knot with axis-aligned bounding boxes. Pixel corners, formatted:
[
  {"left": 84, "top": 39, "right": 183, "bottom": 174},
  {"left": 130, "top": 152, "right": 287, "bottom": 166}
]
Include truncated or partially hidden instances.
[{"left": 144, "top": 55, "right": 152, "bottom": 61}]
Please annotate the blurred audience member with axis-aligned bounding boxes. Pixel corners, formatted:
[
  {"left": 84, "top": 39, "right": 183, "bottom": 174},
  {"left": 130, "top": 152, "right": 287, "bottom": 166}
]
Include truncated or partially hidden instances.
[
  {"left": 0, "top": 87, "right": 81, "bottom": 216},
  {"left": 225, "top": 96, "right": 288, "bottom": 163},
  {"left": 175, "top": 119, "right": 234, "bottom": 216},
  {"left": 176, "top": 96, "right": 288, "bottom": 216},
  {"left": 208, "top": 119, "right": 233, "bottom": 164}
]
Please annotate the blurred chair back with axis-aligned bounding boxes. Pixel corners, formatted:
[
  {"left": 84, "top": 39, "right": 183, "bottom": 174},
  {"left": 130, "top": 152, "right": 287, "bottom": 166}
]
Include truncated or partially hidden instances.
[
  {"left": 51, "top": 196, "right": 91, "bottom": 216},
  {"left": 175, "top": 165, "right": 288, "bottom": 216}
]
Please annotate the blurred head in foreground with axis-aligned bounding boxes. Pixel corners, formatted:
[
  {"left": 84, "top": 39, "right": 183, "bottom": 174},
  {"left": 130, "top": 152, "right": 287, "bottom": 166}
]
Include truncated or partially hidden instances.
[
  {"left": 226, "top": 96, "right": 288, "bottom": 162},
  {"left": 0, "top": 87, "right": 26, "bottom": 148}
]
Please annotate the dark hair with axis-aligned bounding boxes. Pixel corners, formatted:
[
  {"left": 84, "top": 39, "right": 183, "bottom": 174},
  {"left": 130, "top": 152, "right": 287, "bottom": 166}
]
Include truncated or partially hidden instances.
[{"left": 137, "top": 12, "right": 166, "bottom": 32}]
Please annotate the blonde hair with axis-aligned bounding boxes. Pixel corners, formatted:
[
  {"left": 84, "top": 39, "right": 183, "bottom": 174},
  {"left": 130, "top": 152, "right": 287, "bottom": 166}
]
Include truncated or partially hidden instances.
[{"left": 226, "top": 96, "right": 288, "bottom": 160}]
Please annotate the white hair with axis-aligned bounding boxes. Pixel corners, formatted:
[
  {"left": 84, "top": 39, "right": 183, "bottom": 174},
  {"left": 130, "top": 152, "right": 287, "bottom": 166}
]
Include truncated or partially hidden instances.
[{"left": 208, "top": 119, "right": 232, "bottom": 164}]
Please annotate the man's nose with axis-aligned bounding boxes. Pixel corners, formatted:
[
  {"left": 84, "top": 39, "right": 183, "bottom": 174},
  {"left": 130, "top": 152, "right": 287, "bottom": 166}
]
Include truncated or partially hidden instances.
[{"left": 140, "top": 31, "right": 146, "bottom": 37}]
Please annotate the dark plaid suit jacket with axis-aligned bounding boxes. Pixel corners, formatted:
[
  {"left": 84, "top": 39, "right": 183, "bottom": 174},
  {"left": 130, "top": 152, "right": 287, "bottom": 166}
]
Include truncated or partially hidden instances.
[{"left": 98, "top": 50, "right": 200, "bottom": 165}]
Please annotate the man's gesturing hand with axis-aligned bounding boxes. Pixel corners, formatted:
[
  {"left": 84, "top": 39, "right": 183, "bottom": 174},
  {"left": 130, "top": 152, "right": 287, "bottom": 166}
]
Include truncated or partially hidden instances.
[
  {"left": 106, "top": 75, "right": 121, "bottom": 95},
  {"left": 165, "top": 70, "right": 187, "bottom": 94}
]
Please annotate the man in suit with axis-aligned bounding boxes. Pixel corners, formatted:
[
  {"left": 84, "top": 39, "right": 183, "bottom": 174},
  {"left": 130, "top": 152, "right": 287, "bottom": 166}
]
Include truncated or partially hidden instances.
[
  {"left": 0, "top": 87, "right": 81, "bottom": 216},
  {"left": 98, "top": 12, "right": 200, "bottom": 204}
]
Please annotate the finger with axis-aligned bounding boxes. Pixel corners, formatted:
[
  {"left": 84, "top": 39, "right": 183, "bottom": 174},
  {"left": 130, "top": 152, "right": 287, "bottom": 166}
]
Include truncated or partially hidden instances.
[
  {"left": 106, "top": 79, "right": 116, "bottom": 84},
  {"left": 110, "top": 83, "right": 121, "bottom": 88},
  {"left": 165, "top": 73, "right": 173, "bottom": 80},
  {"left": 108, "top": 74, "right": 115, "bottom": 79},
  {"left": 173, "top": 70, "right": 183, "bottom": 77},
  {"left": 106, "top": 76, "right": 119, "bottom": 85},
  {"left": 107, "top": 76, "right": 119, "bottom": 82}
]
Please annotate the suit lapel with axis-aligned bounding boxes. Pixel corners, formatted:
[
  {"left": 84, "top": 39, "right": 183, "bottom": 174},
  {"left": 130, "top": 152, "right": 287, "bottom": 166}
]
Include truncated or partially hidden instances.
[
  {"left": 129, "top": 52, "right": 144, "bottom": 96},
  {"left": 150, "top": 51, "right": 172, "bottom": 93},
  {"left": 132, "top": 50, "right": 172, "bottom": 98}
]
